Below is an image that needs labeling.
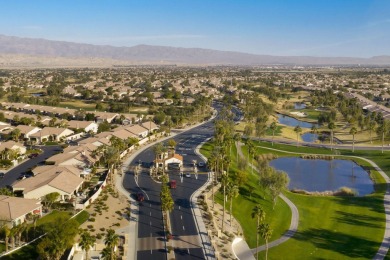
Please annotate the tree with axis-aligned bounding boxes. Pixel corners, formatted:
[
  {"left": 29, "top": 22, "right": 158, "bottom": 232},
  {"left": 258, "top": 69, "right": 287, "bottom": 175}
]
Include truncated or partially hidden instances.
[
  {"left": 10, "top": 128, "right": 21, "bottom": 142},
  {"left": 328, "top": 122, "right": 335, "bottom": 150},
  {"left": 3, "top": 225, "right": 10, "bottom": 252},
  {"left": 258, "top": 223, "right": 273, "bottom": 260},
  {"left": 378, "top": 120, "right": 390, "bottom": 154},
  {"left": 221, "top": 173, "right": 230, "bottom": 232},
  {"left": 79, "top": 230, "right": 96, "bottom": 260},
  {"left": 233, "top": 133, "right": 241, "bottom": 163},
  {"left": 43, "top": 192, "right": 60, "bottom": 211},
  {"left": 368, "top": 120, "right": 377, "bottom": 144},
  {"left": 246, "top": 139, "right": 255, "bottom": 175},
  {"left": 349, "top": 126, "right": 358, "bottom": 152},
  {"left": 293, "top": 125, "right": 302, "bottom": 147},
  {"left": 227, "top": 184, "right": 239, "bottom": 226},
  {"left": 167, "top": 139, "right": 177, "bottom": 153},
  {"left": 98, "top": 120, "right": 111, "bottom": 133},
  {"left": 269, "top": 122, "right": 277, "bottom": 146},
  {"left": 311, "top": 125, "right": 318, "bottom": 143},
  {"left": 268, "top": 170, "right": 289, "bottom": 208},
  {"left": 104, "top": 229, "right": 119, "bottom": 260},
  {"left": 252, "top": 205, "right": 265, "bottom": 259},
  {"left": 37, "top": 217, "right": 79, "bottom": 260}
]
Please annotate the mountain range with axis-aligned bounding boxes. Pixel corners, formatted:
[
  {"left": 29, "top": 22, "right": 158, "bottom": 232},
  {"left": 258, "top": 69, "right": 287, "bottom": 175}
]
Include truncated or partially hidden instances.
[{"left": 0, "top": 34, "right": 389, "bottom": 67}]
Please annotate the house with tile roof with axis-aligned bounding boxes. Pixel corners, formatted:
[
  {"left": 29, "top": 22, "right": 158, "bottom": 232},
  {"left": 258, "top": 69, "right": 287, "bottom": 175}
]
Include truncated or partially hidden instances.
[
  {"left": 0, "top": 195, "right": 42, "bottom": 226},
  {"left": 12, "top": 167, "right": 84, "bottom": 201}
]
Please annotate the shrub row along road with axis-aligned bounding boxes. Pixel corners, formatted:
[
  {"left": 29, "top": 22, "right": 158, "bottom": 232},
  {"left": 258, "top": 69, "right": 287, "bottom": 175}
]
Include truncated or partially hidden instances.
[{"left": 123, "top": 103, "right": 241, "bottom": 260}]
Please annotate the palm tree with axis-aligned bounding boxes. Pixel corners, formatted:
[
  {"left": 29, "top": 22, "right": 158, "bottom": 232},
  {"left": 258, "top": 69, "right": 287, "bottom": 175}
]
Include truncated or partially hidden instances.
[
  {"left": 349, "top": 126, "right": 358, "bottom": 152},
  {"left": 368, "top": 120, "right": 377, "bottom": 144},
  {"left": 227, "top": 184, "right": 239, "bottom": 226},
  {"left": 10, "top": 128, "right": 21, "bottom": 142},
  {"left": 79, "top": 230, "right": 96, "bottom": 260},
  {"left": 258, "top": 223, "right": 273, "bottom": 260},
  {"left": 221, "top": 173, "right": 230, "bottom": 232},
  {"left": 293, "top": 125, "right": 302, "bottom": 147},
  {"left": 328, "top": 122, "right": 335, "bottom": 150},
  {"left": 378, "top": 120, "right": 389, "bottom": 154},
  {"left": 152, "top": 143, "right": 163, "bottom": 173},
  {"left": 311, "top": 125, "right": 318, "bottom": 143},
  {"left": 246, "top": 139, "right": 255, "bottom": 175},
  {"left": 269, "top": 122, "right": 277, "bottom": 146},
  {"left": 3, "top": 225, "right": 10, "bottom": 252},
  {"left": 233, "top": 133, "right": 241, "bottom": 163},
  {"left": 251, "top": 204, "right": 266, "bottom": 259},
  {"left": 104, "top": 229, "right": 119, "bottom": 260}
]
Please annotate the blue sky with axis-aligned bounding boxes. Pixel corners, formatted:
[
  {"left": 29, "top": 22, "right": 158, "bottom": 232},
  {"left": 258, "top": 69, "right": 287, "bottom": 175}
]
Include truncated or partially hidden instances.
[{"left": 1, "top": 0, "right": 389, "bottom": 57}]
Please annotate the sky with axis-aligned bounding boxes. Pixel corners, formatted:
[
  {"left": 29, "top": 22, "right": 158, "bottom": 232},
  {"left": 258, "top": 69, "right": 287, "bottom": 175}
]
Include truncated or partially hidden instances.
[{"left": 1, "top": 0, "right": 389, "bottom": 57}]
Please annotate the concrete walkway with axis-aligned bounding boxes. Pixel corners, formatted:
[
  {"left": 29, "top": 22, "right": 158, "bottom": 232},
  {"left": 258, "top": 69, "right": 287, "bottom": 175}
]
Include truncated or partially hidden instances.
[
  {"left": 250, "top": 144, "right": 390, "bottom": 260},
  {"left": 234, "top": 142, "right": 300, "bottom": 256}
]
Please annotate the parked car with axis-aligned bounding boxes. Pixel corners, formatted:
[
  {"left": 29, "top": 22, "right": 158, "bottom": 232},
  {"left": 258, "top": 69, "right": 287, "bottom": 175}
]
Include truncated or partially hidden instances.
[
  {"left": 185, "top": 173, "right": 191, "bottom": 178},
  {"left": 0, "top": 172, "right": 5, "bottom": 178},
  {"left": 198, "top": 162, "right": 205, "bottom": 167},
  {"left": 137, "top": 192, "right": 145, "bottom": 202}
]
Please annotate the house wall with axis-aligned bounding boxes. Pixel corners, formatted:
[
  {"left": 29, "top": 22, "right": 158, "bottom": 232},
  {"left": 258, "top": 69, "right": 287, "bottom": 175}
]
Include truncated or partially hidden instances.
[
  {"left": 23, "top": 185, "right": 70, "bottom": 200},
  {"left": 85, "top": 123, "right": 98, "bottom": 133}
]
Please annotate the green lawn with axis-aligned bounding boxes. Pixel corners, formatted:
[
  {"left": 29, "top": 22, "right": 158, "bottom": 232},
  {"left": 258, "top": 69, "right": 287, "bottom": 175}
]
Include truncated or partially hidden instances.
[
  {"left": 263, "top": 191, "right": 385, "bottom": 260},
  {"left": 203, "top": 139, "right": 388, "bottom": 259}
]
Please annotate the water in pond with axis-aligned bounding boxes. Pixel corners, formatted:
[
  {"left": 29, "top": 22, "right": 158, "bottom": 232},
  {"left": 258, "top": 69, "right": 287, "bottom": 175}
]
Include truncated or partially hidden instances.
[
  {"left": 277, "top": 114, "right": 317, "bottom": 129},
  {"left": 301, "top": 132, "right": 318, "bottom": 142},
  {"left": 269, "top": 157, "right": 374, "bottom": 196},
  {"left": 294, "top": 102, "right": 306, "bottom": 109}
]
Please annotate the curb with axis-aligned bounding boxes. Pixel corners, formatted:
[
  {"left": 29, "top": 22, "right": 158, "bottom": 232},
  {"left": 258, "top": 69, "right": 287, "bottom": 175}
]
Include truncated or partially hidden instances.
[{"left": 191, "top": 137, "right": 216, "bottom": 260}]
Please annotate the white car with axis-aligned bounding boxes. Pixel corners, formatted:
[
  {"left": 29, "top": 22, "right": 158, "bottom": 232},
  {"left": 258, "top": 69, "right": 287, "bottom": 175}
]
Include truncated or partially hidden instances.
[
  {"left": 198, "top": 162, "right": 205, "bottom": 167},
  {"left": 185, "top": 173, "right": 191, "bottom": 178}
]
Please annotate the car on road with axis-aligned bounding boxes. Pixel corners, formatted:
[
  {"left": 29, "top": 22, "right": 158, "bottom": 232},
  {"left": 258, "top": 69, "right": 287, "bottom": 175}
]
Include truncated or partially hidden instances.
[
  {"left": 0, "top": 172, "right": 4, "bottom": 178},
  {"left": 170, "top": 180, "right": 177, "bottom": 188},
  {"left": 185, "top": 173, "right": 191, "bottom": 178},
  {"left": 136, "top": 192, "right": 145, "bottom": 202},
  {"left": 198, "top": 162, "right": 205, "bottom": 167},
  {"left": 28, "top": 153, "right": 39, "bottom": 159}
]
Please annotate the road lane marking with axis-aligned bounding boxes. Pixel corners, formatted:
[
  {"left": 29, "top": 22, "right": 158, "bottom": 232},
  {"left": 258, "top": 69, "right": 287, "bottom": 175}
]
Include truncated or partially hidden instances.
[
  {"left": 183, "top": 226, "right": 185, "bottom": 230},
  {"left": 150, "top": 221, "right": 152, "bottom": 226},
  {"left": 150, "top": 211, "right": 151, "bottom": 216},
  {"left": 181, "top": 215, "right": 182, "bottom": 220},
  {"left": 187, "top": 248, "right": 190, "bottom": 254}
]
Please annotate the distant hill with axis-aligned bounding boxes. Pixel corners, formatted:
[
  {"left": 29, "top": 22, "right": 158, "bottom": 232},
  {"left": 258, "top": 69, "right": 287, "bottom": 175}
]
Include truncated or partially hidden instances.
[{"left": 0, "top": 34, "right": 389, "bottom": 67}]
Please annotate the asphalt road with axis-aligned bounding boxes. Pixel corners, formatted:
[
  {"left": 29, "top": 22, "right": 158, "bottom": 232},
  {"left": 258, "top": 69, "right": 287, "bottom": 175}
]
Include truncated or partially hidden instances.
[
  {"left": 123, "top": 102, "right": 240, "bottom": 260},
  {"left": 0, "top": 145, "right": 62, "bottom": 188}
]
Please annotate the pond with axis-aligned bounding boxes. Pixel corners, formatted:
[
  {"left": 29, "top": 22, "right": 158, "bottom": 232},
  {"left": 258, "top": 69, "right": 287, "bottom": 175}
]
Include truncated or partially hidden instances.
[
  {"left": 269, "top": 157, "right": 374, "bottom": 196},
  {"left": 294, "top": 102, "right": 306, "bottom": 110},
  {"left": 301, "top": 132, "right": 318, "bottom": 142},
  {"left": 277, "top": 114, "right": 318, "bottom": 129}
]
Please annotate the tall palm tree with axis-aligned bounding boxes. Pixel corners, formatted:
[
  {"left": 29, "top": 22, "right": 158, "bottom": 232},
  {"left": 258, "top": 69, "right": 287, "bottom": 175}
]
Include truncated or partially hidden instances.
[
  {"left": 3, "top": 225, "right": 10, "bottom": 252},
  {"left": 79, "top": 230, "right": 96, "bottom": 260},
  {"left": 233, "top": 133, "right": 241, "bottom": 163},
  {"left": 293, "top": 125, "right": 302, "bottom": 147},
  {"left": 10, "top": 128, "right": 21, "bottom": 142},
  {"left": 368, "top": 120, "right": 377, "bottom": 144},
  {"left": 378, "top": 120, "right": 389, "bottom": 154},
  {"left": 258, "top": 223, "right": 273, "bottom": 260},
  {"left": 269, "top": 121, "right": 277, "bottom": 146},
  {"left": 251, "top": 204, "right": 266, "bottom": 259},
  {"left": 221, "top": 173, "right": 230, "bottom": 232},
  {"left": 104, "top": 229, "right": 119, "bottom": 260},
  {"left": 349, "top": 126, "right": 358, "bottom": 152},
  {"left": 311, "top": 125, "right": 318, "bottom": 143},
  {"left": 227, "top": 184, "right": 239, "bottom": 226},
  {"left": 328, "top": 122, "right": 335, "bottom": 150},
  {"left": 246, "top": 139, "right": 255, "bottom": 175}
]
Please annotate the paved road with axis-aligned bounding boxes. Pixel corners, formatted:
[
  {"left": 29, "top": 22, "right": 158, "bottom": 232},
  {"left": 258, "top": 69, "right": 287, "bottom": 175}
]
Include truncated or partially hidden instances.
[
  {"left": 0, "top": 145, "right": 61, "bottom": 188},
  {"left": 123, "top": 102, "right": 240, "bottom": 259}
]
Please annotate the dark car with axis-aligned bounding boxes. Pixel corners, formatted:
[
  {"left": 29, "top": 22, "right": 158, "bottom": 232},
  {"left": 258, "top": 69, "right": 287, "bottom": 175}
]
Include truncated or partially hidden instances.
[
  {"left": 0, "top": 172, "right": 5, "bottom": 178},
  {"left": 28, "top": 153, "right": 39, "bottom": 159},
  {"left": 137, "top": 192, "right": 145, "bottom": 202}
]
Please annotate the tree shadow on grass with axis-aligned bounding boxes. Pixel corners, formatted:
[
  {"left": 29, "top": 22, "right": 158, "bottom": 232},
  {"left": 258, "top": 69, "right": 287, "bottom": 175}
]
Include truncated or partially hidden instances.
[
  {"left": 293, "top": 228, "right": 379, "bottom": 259},
  {"left": 332, "top": 210, "right": 383, "bottom": 229},
  {"left": 333, "top": 195, "right": 385, "bottom": 215},
  {"left": 239, "top": 185, "right": 266, "bottom": 203}
]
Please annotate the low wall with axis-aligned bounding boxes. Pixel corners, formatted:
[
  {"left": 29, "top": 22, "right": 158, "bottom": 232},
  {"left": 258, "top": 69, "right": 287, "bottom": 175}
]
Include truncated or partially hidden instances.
[{"left": 75, "top": 171, "right": 109, "bottom": 210}]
